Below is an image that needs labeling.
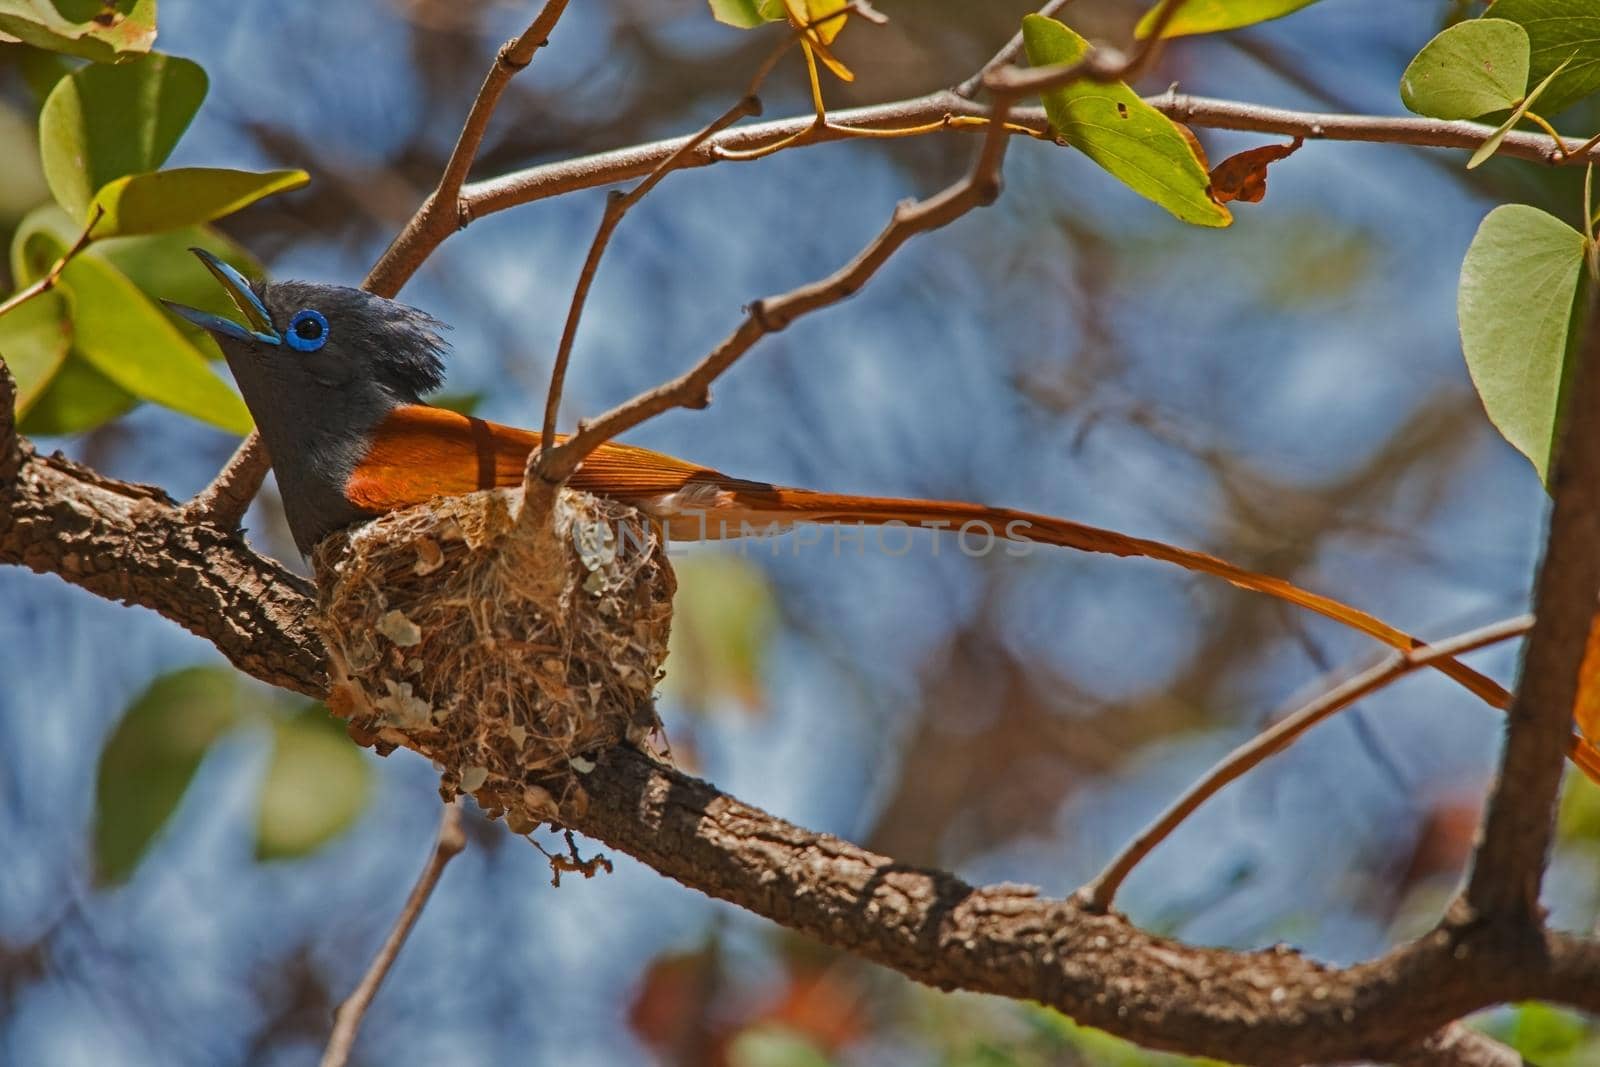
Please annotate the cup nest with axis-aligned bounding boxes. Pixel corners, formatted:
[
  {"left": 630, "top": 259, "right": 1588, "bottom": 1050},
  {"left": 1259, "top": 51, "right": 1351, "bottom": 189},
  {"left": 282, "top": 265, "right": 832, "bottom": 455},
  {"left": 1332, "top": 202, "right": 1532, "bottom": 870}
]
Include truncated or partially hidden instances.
[{"left": 311, "top": 486, "right": 674, "bottom": 830}]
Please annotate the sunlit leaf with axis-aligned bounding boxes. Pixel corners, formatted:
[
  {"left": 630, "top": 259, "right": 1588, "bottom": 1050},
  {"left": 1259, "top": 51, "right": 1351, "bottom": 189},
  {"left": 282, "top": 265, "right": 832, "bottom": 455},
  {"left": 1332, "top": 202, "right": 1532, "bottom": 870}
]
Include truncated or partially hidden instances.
[
  {"left": 1400, "top": 19, "right": 1531, "bottom": 120},
  {"left": 39, "top": 53, "right": 208, "bottom": 222},
  {"left": 776, "top": 0, "right": 853, "bottom": 81},
  {"left": 708, "top": 0, "right": 764, "bottom": 28},
  {"left": 93, "top": 224, "right": 261, "bottom": 355},
  {"left": 1022, "top": 15, "right": 1231, "bottom": 228},
  {"left": 93, "top": 666, "right": 242, "bottom": 886},
  {"left": 1492, "top": 0, "right": 1600, "bottom": 116},
  {"left": 1497, "top": 1003, "right": 1597, "bottom": 1063},
  {"left": 1134, "top": 0, "right": 1323, "bottom": 39},
  {"left": 89, "top": 168, "right": 309, "bottom": 239},
  {"left": 59, "top": 249, "right": 253, "bottom": 433},
  {"left": 254, "top": 706, "right": 371, "bottom": 861},
  {"left": 0, "top": 0, "right": 157, "bottom": 61},
  {"left": 1467, "top": 57, "right": 1570, "bottom": 169},
  {"left": 0, "top": 288, "right": 70, "bottom": 416},
  {"left": 1208, "top": 136, "right": 1302, "bottom": 204},
  {"left": 664, "top": 555, "right": 776, "bottom": 714},
  {"left": 1458, "top": 204, "right": 1588, "bottom": 482}
]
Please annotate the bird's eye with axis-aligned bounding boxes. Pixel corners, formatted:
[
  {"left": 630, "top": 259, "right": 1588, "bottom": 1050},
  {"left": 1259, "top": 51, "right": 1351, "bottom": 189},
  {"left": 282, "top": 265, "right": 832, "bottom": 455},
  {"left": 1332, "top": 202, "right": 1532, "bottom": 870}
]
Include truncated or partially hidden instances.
[{"left": 287, "top": 309, "right": 329, "bottom": 353}]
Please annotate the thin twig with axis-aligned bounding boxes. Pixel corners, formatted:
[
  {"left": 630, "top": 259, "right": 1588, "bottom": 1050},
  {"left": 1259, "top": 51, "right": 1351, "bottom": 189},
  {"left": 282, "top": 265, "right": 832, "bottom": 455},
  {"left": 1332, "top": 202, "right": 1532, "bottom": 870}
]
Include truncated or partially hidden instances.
[
  {"left": 185, "top": 1, "right": 571, "bottom": 531},
  {"left": 465, "top": 90, "right": 1600, "bottom": 222},
  {"left": 981, "top": 0, "right": 1186, "bottom": 97},
  {"left": 365, "top": 0, "right": 572, "bottom": 299},
  {"left": 1079, "top": 615, "right": 1535, "bottom": 914},
  {"left": 531, "top": 98, "right": 1015, "bottom": 487},
  {"left": 537, "top": 51, "right": 780, "bottom": 456},
  {"left": 1460, "top": 289, "right": 1600, "bottom": 926},
  {"left": 956, "top": 0, "right": 1078, "bottom": 98},
  {"left": 0, "top": 206, "right": 103, "bottom": 320},
  {"left": 319, "top": 803, "right": 467, "bottom": 1067}
]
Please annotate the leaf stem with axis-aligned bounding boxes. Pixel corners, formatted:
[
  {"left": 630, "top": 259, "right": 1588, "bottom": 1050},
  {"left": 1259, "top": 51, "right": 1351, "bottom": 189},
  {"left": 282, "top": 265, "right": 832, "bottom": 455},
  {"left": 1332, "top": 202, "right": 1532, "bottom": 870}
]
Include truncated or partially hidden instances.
[{"left": 0, "top": 206, "right": 103, "bottom": 320}]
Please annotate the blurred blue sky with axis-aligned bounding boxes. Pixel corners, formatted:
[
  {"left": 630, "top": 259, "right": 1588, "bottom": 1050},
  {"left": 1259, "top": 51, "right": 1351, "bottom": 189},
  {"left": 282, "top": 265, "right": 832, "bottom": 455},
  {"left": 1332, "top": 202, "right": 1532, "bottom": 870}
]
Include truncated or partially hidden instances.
[{"left": 4, "top": 1, "right": 1596, "bottom": 1064}]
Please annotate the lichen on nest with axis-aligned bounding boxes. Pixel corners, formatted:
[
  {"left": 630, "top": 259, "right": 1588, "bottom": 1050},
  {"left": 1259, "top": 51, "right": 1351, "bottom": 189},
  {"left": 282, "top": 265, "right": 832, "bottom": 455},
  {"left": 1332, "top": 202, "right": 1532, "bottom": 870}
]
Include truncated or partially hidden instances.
[{"left": 311, "top": 486, "right": 674, "bottom": 831}]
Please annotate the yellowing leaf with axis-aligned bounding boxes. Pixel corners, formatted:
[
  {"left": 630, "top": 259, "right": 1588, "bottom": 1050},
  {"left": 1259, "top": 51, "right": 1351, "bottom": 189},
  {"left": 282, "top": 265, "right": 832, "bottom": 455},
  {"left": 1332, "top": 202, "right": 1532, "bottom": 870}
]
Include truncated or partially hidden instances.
[
  {"left": 779, "top": 0, "right": 853, "bottom": 81},
  {"left": 1135, "top": 0, "right": 1324, "bottom": 39},
  {"left": 89, "top": 168, "right": 309, "bottom": 239},
  {"left": 0, "top": 0, "right": 157, "bottom": 61},
  {"left": 1022, "top": 15, "right": 1231, "bottom": 228}
]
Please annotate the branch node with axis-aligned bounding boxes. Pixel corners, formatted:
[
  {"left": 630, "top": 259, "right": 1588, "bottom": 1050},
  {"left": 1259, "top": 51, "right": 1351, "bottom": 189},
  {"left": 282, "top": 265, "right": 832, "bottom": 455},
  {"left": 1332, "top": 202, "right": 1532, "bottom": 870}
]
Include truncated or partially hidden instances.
[{"left": 748, "top": 297, "right": 782, "bottom": 333}]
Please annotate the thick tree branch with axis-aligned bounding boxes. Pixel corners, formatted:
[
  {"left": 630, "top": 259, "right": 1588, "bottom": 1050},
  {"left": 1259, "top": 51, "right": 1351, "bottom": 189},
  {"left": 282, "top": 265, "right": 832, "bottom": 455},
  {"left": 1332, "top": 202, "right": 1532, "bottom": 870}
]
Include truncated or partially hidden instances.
[
  {"left": 1459, "top": 293, "right": 1600, "bottom": 926},
  {"left": 0, "top": 433, "right": 324, "bottom": 698}
]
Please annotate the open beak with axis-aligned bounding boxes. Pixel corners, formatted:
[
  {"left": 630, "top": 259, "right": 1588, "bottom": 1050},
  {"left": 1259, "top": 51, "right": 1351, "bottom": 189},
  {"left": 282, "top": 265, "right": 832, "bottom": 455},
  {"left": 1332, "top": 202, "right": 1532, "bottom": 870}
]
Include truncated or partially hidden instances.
[{"left": 161, "top": 248, "right": 282, "bottom": 346}]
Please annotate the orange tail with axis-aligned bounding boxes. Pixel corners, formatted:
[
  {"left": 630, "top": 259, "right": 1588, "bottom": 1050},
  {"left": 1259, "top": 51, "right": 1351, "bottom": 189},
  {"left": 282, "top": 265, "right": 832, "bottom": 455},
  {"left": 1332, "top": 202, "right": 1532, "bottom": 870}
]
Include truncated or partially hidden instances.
[{"left": 694, "top": 486, "right": 1516, "bottom": 710}]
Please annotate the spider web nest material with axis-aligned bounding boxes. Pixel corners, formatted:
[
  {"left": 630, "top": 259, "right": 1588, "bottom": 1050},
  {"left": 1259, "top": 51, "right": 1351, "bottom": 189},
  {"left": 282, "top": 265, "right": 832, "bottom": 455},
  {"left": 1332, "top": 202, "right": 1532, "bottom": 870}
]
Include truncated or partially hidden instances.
[{"left": 312, "top": 486, "right": 674, "bottom": 831}]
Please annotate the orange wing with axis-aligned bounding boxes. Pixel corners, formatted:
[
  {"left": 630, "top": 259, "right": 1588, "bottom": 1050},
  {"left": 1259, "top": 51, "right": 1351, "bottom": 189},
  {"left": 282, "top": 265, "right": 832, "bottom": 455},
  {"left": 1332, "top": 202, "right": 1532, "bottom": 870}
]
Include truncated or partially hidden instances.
[{"left": 343, "top": 403, "right": 737, "bottom": 514}]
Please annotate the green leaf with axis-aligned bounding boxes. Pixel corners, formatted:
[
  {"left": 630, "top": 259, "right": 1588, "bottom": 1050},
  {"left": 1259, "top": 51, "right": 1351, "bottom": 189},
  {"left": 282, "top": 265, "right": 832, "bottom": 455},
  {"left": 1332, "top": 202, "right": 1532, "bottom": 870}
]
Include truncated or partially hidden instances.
[
  {"left": 88, "top": 167, "right": 308, "bottom": 239},
  {"left": 0, "top": 0, "right": 157, "bottom": 61},
  {"left": 1492, "top": 0, "right": 1600, "bottom": 116},
  {"left": 1467, "top": 57, "right": 1570, "bottom": 169},
  {"left": 17, "top": 351, "right": 136, "bottom": 435},
  {"left": 94, "top": 224, "right": 260, "bottom": 354},
  {"left": 1021, "top": 15, "right": 1230, "bottom": 228},
  {"left": 93, "top": 666, "right": 242, "bottom": 886},
  {"left": 1134, "top": 0, "right": 1322, "bottom": 39},
  {"left": 58, "top": 250, "right": 253, "bottom": 433},
  {"left": 708, "top": 0, "right": 766, "bottom": 28},
  {"left": 664, "top": 555, "right": 776, "bottom": 712},
  {"left": 10, "top": 203, "right": 75, "bottom": 285},
  {"left": 40, "top": 53, "right": 208, "bottom": 222},
  {"left": 0, "top": 288, "right": 70, "bottom": 416},
  {"left": 1459, "top": 204, "right": 1589, "bottom": 482},
  {"left": 254, "top": 706, "right": 370, "bottom": 861},
  {"left": 1400, "top": 19, "right": 1531, "bottom": 120}
]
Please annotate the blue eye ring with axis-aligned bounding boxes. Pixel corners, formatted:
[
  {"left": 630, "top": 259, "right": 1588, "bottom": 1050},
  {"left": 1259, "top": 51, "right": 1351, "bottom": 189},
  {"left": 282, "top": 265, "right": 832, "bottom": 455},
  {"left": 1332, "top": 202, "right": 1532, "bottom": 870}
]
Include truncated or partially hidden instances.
[{"left": 286, "top": 308, "right": 329, "bottom": 352}]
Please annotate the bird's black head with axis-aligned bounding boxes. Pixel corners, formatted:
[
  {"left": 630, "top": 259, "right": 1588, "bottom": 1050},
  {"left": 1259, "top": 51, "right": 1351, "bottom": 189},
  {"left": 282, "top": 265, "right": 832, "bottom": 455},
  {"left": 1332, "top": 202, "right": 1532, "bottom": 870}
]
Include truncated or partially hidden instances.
[{"left": 164, "top": 248, "right": 452, "bottom": 552}]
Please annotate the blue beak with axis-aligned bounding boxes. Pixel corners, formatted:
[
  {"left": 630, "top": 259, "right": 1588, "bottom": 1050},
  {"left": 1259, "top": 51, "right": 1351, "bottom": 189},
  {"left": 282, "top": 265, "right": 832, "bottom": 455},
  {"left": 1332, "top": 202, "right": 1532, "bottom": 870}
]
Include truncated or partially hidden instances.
[{"left": 162, "top": 248, "right": 282, "bottom": 346}]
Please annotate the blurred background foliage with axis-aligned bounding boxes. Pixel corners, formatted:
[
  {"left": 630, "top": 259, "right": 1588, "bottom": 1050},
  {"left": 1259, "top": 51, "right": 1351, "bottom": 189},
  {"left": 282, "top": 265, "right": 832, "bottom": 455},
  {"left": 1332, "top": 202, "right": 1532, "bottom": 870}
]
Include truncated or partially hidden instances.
[{"left": 4, "top": 0, "right": 1600, "bottom": 1064}]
